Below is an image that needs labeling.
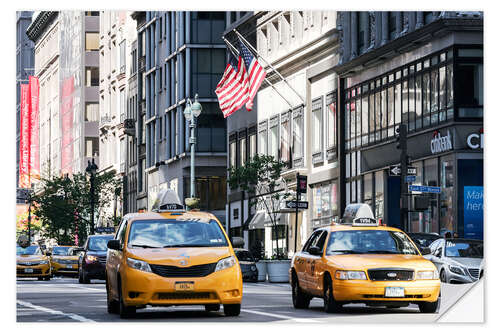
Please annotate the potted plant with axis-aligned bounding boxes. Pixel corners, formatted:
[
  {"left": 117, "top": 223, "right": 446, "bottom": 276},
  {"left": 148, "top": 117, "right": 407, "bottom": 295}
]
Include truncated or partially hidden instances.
[{"left": 228, "top": 155, "right": 293, "bottom": 283}]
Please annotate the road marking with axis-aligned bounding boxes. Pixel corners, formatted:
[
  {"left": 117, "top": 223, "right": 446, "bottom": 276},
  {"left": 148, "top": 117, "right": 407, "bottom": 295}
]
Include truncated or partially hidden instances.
[
  {"left": 16, "top": 300, "right": 96, "bottom": 322},
  {"left": 241, "top": 309, "right": 320, "bottom": 323}
]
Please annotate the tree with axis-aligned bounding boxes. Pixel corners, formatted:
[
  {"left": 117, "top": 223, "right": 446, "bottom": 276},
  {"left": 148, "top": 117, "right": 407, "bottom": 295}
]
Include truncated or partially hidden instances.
[
  {"left": 32, "top": 171, "right": 120, "bottom": 245},
  {"left": 228, "top": 155, "right": 292, "bottom": 259}
]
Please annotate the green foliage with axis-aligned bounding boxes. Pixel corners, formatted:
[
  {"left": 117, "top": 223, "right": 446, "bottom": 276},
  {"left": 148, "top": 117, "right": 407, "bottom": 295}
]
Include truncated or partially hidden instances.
[
  {"left": 32, "top": 171, "right": 121, "bottom": 246},
  {"left": 228, "top": 155, "right": 292, "bottom": 259}
]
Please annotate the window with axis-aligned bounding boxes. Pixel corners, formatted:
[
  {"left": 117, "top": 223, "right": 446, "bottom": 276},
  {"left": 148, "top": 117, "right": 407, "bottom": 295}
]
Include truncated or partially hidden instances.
[
  {"left": 312, "top": 97, "right": 323, "bottom": 153},
  {"left": 280, "top": 112, "right": 290, "bottom": 165},
  {"left": 456, "top": 62, "right": 483, "bottom": 117},
  {"left": 269, "top": 117, "right": 279, "bottom": 160},
  {"left": 85, "top": 103, "right": 99, "bottom": 122},
  {"left": 363, "top": 173, "right": 373, "bottom": 208},
  {"left": 119, "top": 40, "right": 126, "bottom": 73},
  {"left": 326, "top": 92, "right": 337, "bottom": 151},
  {"left": 358, "top": 12, "right": 368, "bottom": 53},
  {"left": 85, "top": 11, "right": 99, "bottom": 16},
  {"left": 85, "top": 67, "right": 99, "bottom": 86},
  {"left": 120, "top": 89, "right": 125, "bottom": 122},
  {"left": 389, "top": 12, "right": 397, "bottom": 39},
  {"left": 85, "top": 137, "right": 99, "bottom": 157},
  {"left": 191, "top": 48, "right": 225, "bottom": 98},
  {"left": 230, "top": 138, "right": 236, "bottom": 168},
  {"left": 191, "top": 12, "right": 226, "bottom": 44},
  {"left": 249, "top": 131, "right": 257, "bottom": 159},
  {"left": 85, "top": 32, "right": 99, "bottom": 51},
  {"left": 258, "top": 121, "right": 267, "bottom": 155},
  {"left": 292, "top": 107, "right": 304, "bottom": 165},
  {"left": 196, "top": 103, "right": 226, "bottom": 153},
  {"left": 239, "top": 135, "right": 246, "bottom": 166}
]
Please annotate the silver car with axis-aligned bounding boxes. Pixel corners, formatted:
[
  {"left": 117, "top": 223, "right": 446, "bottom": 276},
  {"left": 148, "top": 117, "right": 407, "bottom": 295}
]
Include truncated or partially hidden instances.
[{"left": 424, "top": 238, "right": 483, "bottom": 283}]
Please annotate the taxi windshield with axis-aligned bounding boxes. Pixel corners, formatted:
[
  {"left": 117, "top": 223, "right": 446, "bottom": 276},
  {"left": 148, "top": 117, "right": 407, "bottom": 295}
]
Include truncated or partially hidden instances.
[
  {"left": 325, "top": 230, "right": 419, "bottom": 255},
  {"left": 445, "top": 240, "right": 483, "bottom": 258},
  {"left": 127, "top": 219, "right": 229, "bottom": 248},
  {"left": 17, "top": 246, "right": 41, "bottom": 255},
  {"left": 52, "top": 247, "right": 72, "bottom": 256}
]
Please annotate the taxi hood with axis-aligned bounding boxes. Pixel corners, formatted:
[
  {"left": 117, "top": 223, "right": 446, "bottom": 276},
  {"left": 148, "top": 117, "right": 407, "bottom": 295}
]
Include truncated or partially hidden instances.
[
  {"left": 52, "top": 255, "right": 79, "bottom": 260},
  {"left": 17, "top": 255, "right": 45, "bottom": 261},
  {"left": 126, "top": 247, "right": 232, "bottom": 266},
  {"left": 325, "top": 254, "right": 435, "bottom": 271}
]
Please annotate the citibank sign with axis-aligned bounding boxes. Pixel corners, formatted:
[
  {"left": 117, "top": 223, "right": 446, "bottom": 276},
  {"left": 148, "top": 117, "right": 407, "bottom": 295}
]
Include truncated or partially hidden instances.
[
  {"left": 430, "top": 130, "right": 453, "bottom": 154},
  {"left": 467, "top": 129, "right": 484, "bottom": 149}
]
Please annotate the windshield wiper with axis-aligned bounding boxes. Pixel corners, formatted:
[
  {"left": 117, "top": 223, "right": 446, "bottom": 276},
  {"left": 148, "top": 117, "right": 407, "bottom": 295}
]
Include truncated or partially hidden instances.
[
  {"left": 328, "top": 250, "right": 364, "bottom": 254},
  {"left": 163, "top": 244, "right": 217, "bottom": 248},
  {"left": 130, "top": 244, "right": 160, "bottom": 248},
  {"left": 366, "top": 250, "right": 401, "bottom": 254}
]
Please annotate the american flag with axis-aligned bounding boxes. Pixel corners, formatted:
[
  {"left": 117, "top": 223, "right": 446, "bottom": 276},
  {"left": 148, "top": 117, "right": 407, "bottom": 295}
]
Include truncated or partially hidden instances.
[
  {"left": 215, "top": 54, "right": 250, "bottom": 118},
  {"left": 238, "top": 39, "right": 266, "bottom": 111}
]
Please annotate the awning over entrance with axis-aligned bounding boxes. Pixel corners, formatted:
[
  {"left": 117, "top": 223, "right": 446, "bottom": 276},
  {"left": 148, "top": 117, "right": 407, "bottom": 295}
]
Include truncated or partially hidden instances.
[{"left": 246, "top": 210, "right": 286, "bottom": 230}]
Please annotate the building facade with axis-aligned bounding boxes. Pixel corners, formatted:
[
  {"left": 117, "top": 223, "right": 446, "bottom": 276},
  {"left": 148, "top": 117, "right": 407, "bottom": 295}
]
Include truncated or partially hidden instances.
[
  {"left": 16, "top": 11, "right": 35, "bottom": 192},
  {"left": 334, "top": 11, "right": 483, "bottom": 239},
  {"left": 27, "top": 11, "right": 101, "bottom": 178}
]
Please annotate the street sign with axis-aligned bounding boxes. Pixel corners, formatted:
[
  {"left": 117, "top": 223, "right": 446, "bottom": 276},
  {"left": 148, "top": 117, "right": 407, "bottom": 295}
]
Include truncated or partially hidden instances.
[
  {"left": 408, "top": 185, "right": 441, "bottom": 193},
  {"left": 285, "top": 201, "right": 309, "bottom": 209},
  {"left": 389, "top": 165, "right": 417, "bottom": 176},
  {"left": 405, "top": 175, "right": 417, "bottom": 183},
  {"left": 95, "top": 227, "right": 116, "bottom": 233}
]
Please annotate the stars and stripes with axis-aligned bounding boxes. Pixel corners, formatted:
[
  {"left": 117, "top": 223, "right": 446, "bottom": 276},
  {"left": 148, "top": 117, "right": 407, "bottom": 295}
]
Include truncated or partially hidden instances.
[
  {"left": 238, "top": 39, "right": 266, "bottom": 111},
  {"left": 215, "top": 54, "right": 250, "bottom": 118}
]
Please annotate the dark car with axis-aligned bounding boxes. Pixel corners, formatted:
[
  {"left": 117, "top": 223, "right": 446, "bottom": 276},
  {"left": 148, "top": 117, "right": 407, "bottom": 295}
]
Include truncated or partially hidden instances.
[
  {"left": 234, "top": 248, "right": 258, "bottom": 282},
  {"left": 77, "top": 234, "right": 114, "bottom": 284},
  {"left": 407, "top": 232, "right": 442, "bottom": 251}
]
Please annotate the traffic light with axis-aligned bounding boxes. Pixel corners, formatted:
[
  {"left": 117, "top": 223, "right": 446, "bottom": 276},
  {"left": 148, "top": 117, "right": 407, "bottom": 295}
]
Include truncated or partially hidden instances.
[{"left": 396, "top": 124, "right": 407, "bottom": 151}]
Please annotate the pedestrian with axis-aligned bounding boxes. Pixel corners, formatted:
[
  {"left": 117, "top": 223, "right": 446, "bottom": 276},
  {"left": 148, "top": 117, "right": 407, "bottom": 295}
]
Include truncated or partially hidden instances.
[
  {"left": 453, "top": 232, "right": 459, "bottom": 238},
  {"left": 444, "top": 231, "right": 452, "bottom": 239}
]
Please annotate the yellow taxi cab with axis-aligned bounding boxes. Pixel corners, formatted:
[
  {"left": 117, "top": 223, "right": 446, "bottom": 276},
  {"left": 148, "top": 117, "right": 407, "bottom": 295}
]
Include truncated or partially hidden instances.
[
  {"left": 49, "top": 245, "right": 79, "bottom": 277},
  {"left": 17, "top": 244, "right": 51, "bottom": 281},
  {"left": 105, "top": 189, "right": 243, "bottom": 318},
  {"left": 290, "top": 204, "right": 441, "bottom": 313}
]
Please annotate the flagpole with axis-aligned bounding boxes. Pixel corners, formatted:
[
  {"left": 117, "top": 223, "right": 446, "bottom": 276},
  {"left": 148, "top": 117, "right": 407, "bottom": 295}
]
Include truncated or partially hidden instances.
[
  {"left": 233, "top": 29, "right": 306, "bottom": 105},
  {"left": 222, "top": 37, "right": 295, "bottom": 110}
]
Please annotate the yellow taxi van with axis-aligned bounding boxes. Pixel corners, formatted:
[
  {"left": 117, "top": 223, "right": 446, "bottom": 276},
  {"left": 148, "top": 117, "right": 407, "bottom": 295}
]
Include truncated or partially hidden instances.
[
  {"left": 290, "top": 204, "right": 441, "bottom": 313},
  {"left": 105, "top": 190, "right": 243, "bottom": 318}
]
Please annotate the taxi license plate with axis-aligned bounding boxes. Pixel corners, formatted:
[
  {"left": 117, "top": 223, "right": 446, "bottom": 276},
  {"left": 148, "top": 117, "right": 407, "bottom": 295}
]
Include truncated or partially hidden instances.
[
  {"left": 385, "top": 287, "right": 405, "bottom": 298},
  {"left": 175, "top": 282, "right": 194, "bottom": 291},
  {"left": 66, "top": 265, "right": 73, "bottom": 269},
  {"left": 24, "top": 268, "right": 33, "bottom": 273}
]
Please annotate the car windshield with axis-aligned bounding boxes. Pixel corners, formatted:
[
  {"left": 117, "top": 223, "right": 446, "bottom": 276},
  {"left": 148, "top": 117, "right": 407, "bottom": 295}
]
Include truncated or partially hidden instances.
[
  {"left": 127, "top": 219, "right": 229, "bottom": 248},
  {"left": 325, "top": 230, "right": 419, "bottom": 255},
  {"left": 88, "top": 236, "right": 113, "bottom": 251},
  {"left": 445, "top": 240, "right": 483, "bottom": 258},
  {"left": 17, "top": 246, "right": 41, "bottom": 255},
  {"left": 52, "top": 247, "right": 72, "bottom": 256},
  {"left": 235, "top": 250, "right": 254, "bottom": 262}
]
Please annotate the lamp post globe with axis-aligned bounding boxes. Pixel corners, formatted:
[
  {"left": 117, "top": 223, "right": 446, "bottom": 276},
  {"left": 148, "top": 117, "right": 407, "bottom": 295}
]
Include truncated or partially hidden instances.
[
  {"left": 191, "top": 93, "right": 202, "bottom": 118},
  {"left": 184, "top": 94, "right": 202, "bottom": 209}
]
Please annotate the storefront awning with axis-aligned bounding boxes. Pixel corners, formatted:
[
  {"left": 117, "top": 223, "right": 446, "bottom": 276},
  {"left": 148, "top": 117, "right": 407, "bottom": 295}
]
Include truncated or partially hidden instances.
[{"left": 246, "top": 211, "right": 286, "bottom": 230}]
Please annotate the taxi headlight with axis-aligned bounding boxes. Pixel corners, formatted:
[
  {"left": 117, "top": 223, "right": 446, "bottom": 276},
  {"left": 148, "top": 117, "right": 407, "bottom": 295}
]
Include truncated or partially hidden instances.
[
  {"left": 126, "top": 258, "right": 152, "bottom": 273},
  {"left": 449, "top": 265, "right": 465, "bottom": 276},
  {"left": 416, "top": 270, "right": 439, "bottom": 280},
  {"left": 335, "top": 270, "right": 367, "bottom": 280},
  {"left": 215, "top": 256, "right": 236, "bottom": 272}
]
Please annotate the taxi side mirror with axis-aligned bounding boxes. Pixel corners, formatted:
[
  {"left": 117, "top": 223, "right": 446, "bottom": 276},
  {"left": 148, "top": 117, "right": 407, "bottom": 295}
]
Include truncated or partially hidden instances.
[
  {"left": 107, "top": 239, "right": 121, "bottom": 251},
  {"left": 421, "top": 247, "right": 431, "bottom": 255},
  {"left": 309, "top": 246, "right": 322, "bottom": 256}
]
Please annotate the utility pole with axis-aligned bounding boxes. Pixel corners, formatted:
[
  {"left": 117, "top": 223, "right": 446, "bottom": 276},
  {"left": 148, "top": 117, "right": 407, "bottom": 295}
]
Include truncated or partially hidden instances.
[{"left": 396, "top": 124, "right": 408, "bottom": 231}]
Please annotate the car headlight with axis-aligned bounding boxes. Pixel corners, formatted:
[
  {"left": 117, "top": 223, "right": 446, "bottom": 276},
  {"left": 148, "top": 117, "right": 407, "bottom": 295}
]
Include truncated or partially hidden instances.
[
  {"left": 85, "top": 255, "right": 99, "bottom": 264},
  {"left": 126, "top": 258, "right": 152, "bottom": 273},
  {"left": 335, "top": 270, "right": 367, "bottom": 280},
  {"left": 416, "top": 270, "right": 439, "bottom": 280},
  {"left": 449, "top": 265, "right": 466, "bottom": 276},
  {"left": 215, "top": 256, "right": 236, "bottom": 272}
]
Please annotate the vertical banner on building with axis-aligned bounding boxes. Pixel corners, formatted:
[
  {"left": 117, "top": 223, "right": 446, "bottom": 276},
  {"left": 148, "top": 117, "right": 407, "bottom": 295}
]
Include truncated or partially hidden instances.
[
  {"left": 19, "top": 84, "right": 31, "bottom": 188},
  {"left": 29, "top": 76, "right": 40, "bottom": 182},
  {"left": 61, "top": 77, "right": 74, "bottom": 175}
]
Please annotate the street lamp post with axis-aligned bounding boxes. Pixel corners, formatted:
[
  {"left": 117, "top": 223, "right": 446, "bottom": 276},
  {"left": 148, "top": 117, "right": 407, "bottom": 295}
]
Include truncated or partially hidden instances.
[
  {"left": 183, "top": 94, "right": 202, "bottom": 209},
  {"left": 86, "top": 158, "right": 98, "bottom": 234}
]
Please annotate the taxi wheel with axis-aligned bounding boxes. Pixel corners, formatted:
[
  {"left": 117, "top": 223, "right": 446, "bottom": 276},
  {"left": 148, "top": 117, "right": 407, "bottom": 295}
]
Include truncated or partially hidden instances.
[
  {"left": 223, "top": 304, "right": 241, "bottom": 316},
  {"left": 323, "top": 276, "right": 343, "bottom": 313},
  {"left": 418, "top": 297, "right": 440, "bottom": 313},
  {"left": 106, "top": 278, "right": 119, "bottom": 314},
  {"left": 81, "top": 269, "right": 91, "bottom": 284},
  {"left": 440, "top": 270, "right": 447, "bottom": 283},
  {"left": 205, "top": 304, "right": 221, "bottom": 312},
  {"left": 291, "top": 273, "right": 310, "bottom": 309},
  {"left": 118, "top": 279, "right": 136, "bottom": 319}
]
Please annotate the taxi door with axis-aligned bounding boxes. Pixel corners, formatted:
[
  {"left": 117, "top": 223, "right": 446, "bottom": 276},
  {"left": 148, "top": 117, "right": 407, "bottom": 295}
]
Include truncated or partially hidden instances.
[
  {"left": 107, "top": 219, "right": 128, "bottom": 299},
  {"left": 294, "top": 230, "right": 322, "bottom": 291},
  {"left": 306, "top": 231, "right": 329, "bottom": 296}
]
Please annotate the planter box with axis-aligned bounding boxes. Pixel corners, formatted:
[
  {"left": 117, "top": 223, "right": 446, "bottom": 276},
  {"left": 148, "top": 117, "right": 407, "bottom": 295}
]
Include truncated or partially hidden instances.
[
  {"left": 266, "top": 260, "right": 291, "bottom": 283},
  {"left": 255, "top": 261, "right": 267, "bottom": 282}
]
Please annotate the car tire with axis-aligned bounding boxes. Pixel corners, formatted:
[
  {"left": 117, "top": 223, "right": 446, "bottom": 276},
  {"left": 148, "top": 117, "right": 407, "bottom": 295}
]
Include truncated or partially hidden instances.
[
  {"left": 205, "top": 304, "right": 221, "bottom": 312},
  {"left": 440, "top": 269, "right": 447, "bottom": 283},
  {"left": 44, "top": 276, "right": 50, "bottom": 281},
  {"left": 223, "top": 304, "right": 241, "bottom": 316},
  {"left": 106, "top": 277, "right": 119, "bottom": 314},
  {"left": 323, "top": 275, "right": 343, "bottom": 313},
  {"left": 291, "top": 273, "right": 310, "bottom": 309},
  {"left": 419, "top": 297, "right": 441, "bottom": 313},
  {"left": 37, "top": 277, "right": 43, "bottom": 281},
  {"left": 81, "top": 268, "right": 91, "bottom": 284},
  {"left": 118, "top": 279, "right": 136, "bottom": 319}
]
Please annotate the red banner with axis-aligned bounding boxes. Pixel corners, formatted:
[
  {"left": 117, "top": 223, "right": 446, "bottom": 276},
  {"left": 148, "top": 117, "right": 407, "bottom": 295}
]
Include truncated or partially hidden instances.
[
  {"left": 19, "top": 84, "right": 31, "bottom": 188},
  {"left": 29, "top": 76, "right": 40, "bottom": 181},
  {"left": 61, "top": 77, "right": 74, "bottom": 175}
]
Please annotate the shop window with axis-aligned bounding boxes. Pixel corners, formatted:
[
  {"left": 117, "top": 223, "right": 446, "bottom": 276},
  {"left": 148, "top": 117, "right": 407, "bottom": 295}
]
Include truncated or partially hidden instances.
[
  {"left": 422, "top": 72, "right": 431, "bottom": 127},
  {"left": 424, "top": 158, "right": 439, "bottom": 234},
  {"left": 363, "top": 173, "right": 373, "bottom": 208},
  {"left": 408, "top": 76, "right": 415, "bottom": 131},
  {"left": 415, "top": 74, "right": 423, "bottom": 129},
  {"left": 361, "top": 95, "right": 368, "bottom": 145},
  {"left": 375, "top": 171, "right": 384, "bottom": 222},
  {"left": 394, "top": 83, "right": 401, "bottom": 126},
  {"left": 440, "top": 158, "right": 455, "bottom": 235},
  {"left": 430, "top": 69, "right": 439, "bottom": 124}
]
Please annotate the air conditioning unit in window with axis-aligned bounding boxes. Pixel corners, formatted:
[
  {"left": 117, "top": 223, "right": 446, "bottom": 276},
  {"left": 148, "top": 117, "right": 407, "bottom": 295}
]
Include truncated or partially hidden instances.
[{"left": 123, "top": 118, "right": 136, "bottom": 136}]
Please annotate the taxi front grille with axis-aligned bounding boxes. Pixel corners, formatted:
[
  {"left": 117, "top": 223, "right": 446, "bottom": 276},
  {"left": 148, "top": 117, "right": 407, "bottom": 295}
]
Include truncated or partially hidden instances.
[
  {"left": 156, "top": 292, "right": 215, "bottom": 300},
  {"left": 56, "top": 259, "right": 78, "bottom": 265},
  {"left": 17, "top": 268, "right": 42, "bottom": 274},
  {"left": 367, "top": 269, "right": 414, "bottom": 281},
  {"left": 150, "top": 263, "right": 217, "bottom": 278}
]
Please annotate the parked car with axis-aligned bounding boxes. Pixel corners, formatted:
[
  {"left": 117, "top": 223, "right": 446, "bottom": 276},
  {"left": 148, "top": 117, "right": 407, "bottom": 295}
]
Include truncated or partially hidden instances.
[
  {"left": 77, "top": 234, "right": 114, "bottom": 284},
  {"left": 424, "top": 238, "right": 483, "bottom": 283},
  {"left": 234, "top": 248, "right": 258, "bottom": 282},
  {"left": 407, "top": 233, "right": 442, "bottom": 251}
]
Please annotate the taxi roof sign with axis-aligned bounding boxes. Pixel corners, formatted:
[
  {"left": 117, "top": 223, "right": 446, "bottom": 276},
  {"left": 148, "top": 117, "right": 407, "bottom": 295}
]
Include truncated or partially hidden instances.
[
  {"left": 341, "top": 203, "right": 377, "bottom": 226},
  {"left": 152, "top": 189, "right": 185, "bottom": 212}
]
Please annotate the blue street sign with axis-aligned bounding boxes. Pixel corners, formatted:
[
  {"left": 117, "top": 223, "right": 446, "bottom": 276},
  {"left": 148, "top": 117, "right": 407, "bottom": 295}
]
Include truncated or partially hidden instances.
[
  {"left": 408, "top": 185, "right": 441, "bottom": 193},
  {"left": 406, "top": 175, "right": 417, "bottom": 183}
]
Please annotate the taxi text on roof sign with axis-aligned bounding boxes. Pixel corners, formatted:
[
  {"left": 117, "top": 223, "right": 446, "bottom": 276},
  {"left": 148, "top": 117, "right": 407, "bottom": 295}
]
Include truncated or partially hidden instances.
[{"left": 352, "top": 217, "right": 379, "bottom": 226}]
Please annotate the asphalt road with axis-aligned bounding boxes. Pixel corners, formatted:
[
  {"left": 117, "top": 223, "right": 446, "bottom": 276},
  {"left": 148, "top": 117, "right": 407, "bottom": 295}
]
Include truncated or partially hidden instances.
[{"left": 16, "top": 277, "right": 470, "bottom": 323}]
